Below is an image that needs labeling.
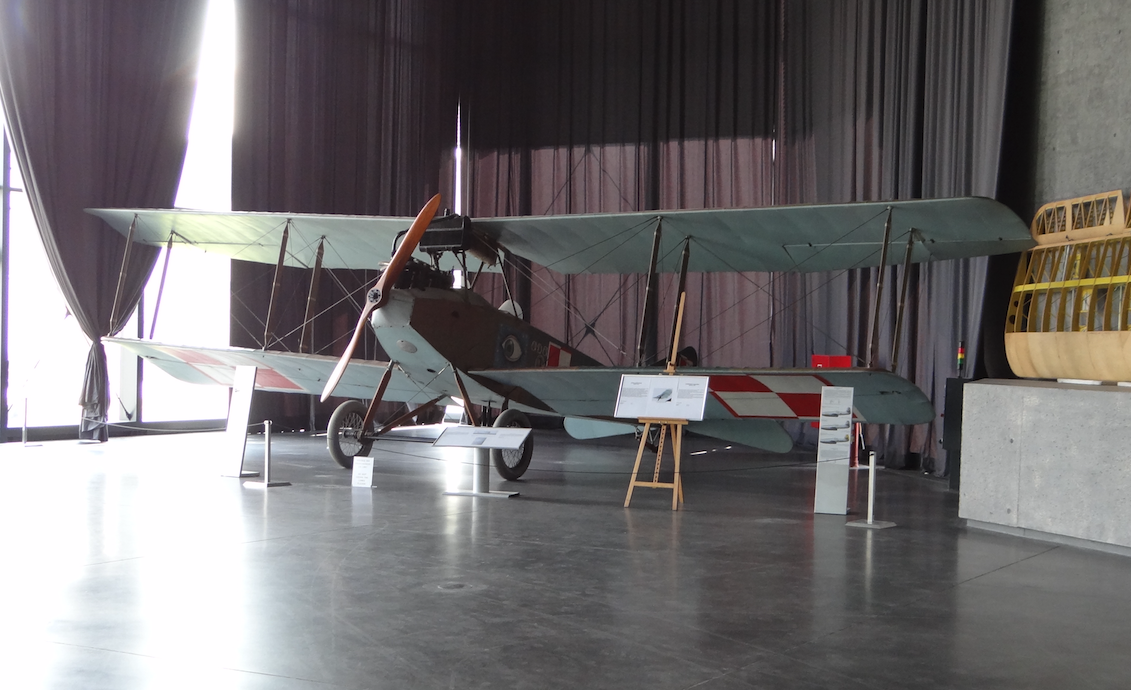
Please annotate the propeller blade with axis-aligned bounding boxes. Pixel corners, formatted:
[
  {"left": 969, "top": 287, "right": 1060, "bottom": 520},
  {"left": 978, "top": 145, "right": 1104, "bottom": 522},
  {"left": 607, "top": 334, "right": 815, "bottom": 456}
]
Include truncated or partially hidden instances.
[
  {"left": 370, "top": 193, "right": 441, "bottom": 309},
  {"left": 320, "top": 301, "right": 377, "bottom": 403},
  {"left": 320, "top": 193, "right": 441, "bottom": 402}
]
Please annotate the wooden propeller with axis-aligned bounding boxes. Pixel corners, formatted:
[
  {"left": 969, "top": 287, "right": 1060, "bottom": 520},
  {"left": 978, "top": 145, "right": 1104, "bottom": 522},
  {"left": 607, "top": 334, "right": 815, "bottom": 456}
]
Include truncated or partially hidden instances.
[{"left": 320, "top": 193, "right": 441, "bottom": 402}]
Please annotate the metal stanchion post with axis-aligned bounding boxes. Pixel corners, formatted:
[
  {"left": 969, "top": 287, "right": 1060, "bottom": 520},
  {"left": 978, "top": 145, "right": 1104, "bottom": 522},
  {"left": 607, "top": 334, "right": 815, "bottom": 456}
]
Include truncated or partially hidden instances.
[
  {"left": 245, "top": 420, "right": 290, "bottom": 488},
  {"left": 847, "top": 450, "right": 895, "bottom": 530},
  {"left": 472, "top": 447, "right": 490, "bottom": 494}
]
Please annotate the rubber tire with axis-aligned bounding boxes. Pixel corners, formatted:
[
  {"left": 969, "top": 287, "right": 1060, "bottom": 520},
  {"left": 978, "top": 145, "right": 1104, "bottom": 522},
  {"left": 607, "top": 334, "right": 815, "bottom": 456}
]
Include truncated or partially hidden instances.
[
  {"left": 490, "top": 409, "right": 534, "bottom": 480},
  {"left": 327, "top": 400, "right": 373, "bottom": 470}
]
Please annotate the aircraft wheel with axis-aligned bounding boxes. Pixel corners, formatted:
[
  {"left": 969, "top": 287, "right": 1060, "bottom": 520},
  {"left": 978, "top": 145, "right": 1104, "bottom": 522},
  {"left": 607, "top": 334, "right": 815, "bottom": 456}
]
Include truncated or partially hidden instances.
[
  {"left": 490, "top": 409, "right": 533, "bottom": 480},
  {"left": 327, "top": 400, "right": 373, "bottom": 470}
]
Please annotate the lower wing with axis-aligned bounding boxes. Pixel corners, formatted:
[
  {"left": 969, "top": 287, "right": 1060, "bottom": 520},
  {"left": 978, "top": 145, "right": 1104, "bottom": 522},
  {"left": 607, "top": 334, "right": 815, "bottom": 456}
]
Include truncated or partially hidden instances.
[
  {"left": 475, "top": 366, "right": 934, "bottom": 453},
  {"left": 105, "top": 337, "right": 439, "bottom": 404}
]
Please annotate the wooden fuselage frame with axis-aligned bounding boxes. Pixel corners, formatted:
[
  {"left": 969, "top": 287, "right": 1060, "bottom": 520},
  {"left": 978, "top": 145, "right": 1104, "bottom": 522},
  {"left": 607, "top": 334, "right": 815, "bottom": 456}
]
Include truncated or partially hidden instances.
[{"left": 1006, "top": 190, "right": 1131, "bottom": 381}]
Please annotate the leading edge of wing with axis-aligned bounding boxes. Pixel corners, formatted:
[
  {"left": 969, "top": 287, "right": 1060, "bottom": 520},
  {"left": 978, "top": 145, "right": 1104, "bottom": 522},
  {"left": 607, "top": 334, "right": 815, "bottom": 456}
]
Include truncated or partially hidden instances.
[
  {"left": 471, "top": 196, "right": 1033, "bottom": 274},
  {"left": 473, "top": 366, "right": 935, "bottom": 426},
  {"left": 104, "top": 337, "right": 438, "bottom": 404}
]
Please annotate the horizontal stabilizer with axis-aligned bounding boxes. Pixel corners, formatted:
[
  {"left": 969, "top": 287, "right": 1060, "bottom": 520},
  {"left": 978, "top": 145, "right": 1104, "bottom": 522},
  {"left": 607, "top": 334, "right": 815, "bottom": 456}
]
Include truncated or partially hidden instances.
[
  {"left": 563, "top": 418, "right": 637, "bottom": 440},
  {"left": 688, "top": 419, "right": 794, "bottom": 453}
]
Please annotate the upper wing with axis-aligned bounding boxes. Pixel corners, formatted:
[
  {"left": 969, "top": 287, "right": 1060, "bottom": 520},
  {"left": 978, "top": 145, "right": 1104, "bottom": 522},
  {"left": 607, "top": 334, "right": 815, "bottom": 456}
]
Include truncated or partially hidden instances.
[
  {"left": 472, "top": 366, "right": 935, "bottom": 425},
  {"left": 88, "top": 196, "right": 1031, "bottom": 275},
  {"left": 473, "top": 197, "right": 1032, "bottom": 273},
  {"left": 86, "top": 208, "right": 419, "bottom": 271},
  {"left": 105, "top": 337, "right": 444, "bottom": 404}
]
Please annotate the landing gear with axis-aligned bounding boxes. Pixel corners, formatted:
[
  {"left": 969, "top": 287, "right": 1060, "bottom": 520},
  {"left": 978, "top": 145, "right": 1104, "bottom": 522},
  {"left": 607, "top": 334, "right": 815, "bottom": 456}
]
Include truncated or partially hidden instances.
[
  {"left": 327, "top": 400, "right": 373, "bottom": 470},
  {"left": 490, "top": 408, "right": 533, "bottom": 480}
]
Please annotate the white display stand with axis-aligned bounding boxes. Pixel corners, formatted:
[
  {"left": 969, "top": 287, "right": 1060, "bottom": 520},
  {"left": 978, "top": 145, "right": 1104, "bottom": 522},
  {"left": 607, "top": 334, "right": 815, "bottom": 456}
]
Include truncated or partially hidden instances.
[
  {"left": 438, "top": 425, "right": 523, "bottom": 499},
  {"left": 221, "top": 366, "right": 260, "bottom": 478},
  {"left": 813, "top": 386, "right": 854, "bottom": 515},
  {"left": 434, "top": 426, "right": 531, "bottom": 449}
]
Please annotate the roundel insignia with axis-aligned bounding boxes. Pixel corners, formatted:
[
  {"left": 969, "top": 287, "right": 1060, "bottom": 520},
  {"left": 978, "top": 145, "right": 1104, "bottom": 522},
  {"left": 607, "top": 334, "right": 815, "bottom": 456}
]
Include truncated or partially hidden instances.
[{"left": 501, "top": 334, "right": 523, "bottom": 362}]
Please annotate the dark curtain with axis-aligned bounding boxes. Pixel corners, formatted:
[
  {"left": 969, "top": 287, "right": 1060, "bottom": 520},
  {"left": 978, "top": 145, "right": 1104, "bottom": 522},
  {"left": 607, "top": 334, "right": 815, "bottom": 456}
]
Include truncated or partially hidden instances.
[
  {"left": 232, "top": 0, "right": 458, "bottom": 429},
  {"left": 461, "top": 0, "right": 1013, "bottom": 469},
  {"left": 463, "top": 0, "right": 779, "bottom": 370},
  {"left": 0, "top": 0, "right": 207, "bottom": 439},
  {"left": 776, "top": 0, "right": 1013, "bottom": 465}
]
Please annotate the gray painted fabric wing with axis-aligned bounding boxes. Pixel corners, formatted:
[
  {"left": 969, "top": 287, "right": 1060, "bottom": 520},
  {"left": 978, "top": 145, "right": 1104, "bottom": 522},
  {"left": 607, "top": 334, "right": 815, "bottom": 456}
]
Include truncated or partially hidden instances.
[
  {"left": 473, "top": 366, "right": 935, "bottom": 425},
  {"left": 471, "top": 197, "right": 1033, "bottom": 273},
  {"left": 88, "top": 196, "right": 1031, "bottom": 275},
  {"left": 104, "top": 337, "right": 439, "bottom": 404}
]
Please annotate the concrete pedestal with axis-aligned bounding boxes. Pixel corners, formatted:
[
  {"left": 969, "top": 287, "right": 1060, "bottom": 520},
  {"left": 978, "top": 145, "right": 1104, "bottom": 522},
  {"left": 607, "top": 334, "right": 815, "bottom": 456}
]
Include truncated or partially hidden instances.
[{"left": 960, "top": 379, "right": 1131, "bottom": 552}]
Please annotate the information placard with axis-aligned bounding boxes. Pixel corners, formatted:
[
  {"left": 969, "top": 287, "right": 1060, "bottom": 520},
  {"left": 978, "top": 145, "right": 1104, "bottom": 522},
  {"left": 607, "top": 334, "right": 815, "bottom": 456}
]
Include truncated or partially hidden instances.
[
  {"left": 351, "top": 456, "right": 374, "bottom": 488},
  {"left": 614, "top": 375, "right": 709, "bottom": 421},
  {"left": 221, "top": 366, "right": 258, "bottom": 478},
  {"left": 433, "top": 425, "right": 531, "bottom": 450},
  {"left": 814, "top": 386, "right": 855, "bottom": 515}
]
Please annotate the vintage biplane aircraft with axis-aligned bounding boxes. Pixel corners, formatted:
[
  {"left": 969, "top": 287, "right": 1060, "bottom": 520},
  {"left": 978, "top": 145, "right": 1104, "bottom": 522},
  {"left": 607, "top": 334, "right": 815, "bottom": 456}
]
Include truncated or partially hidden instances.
[{"left": 89, "top": 194, "right": 1032, "bottom": 479}]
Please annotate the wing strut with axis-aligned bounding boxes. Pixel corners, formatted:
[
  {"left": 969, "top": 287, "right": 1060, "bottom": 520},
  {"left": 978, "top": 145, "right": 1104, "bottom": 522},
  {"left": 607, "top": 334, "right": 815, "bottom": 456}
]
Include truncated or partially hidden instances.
[
  {"left": 376, "top": 396, "right": 446, "bottom": 437},
  {"left": 109, "top": 215, "right": 138, "bottom": 331},
  {"left": 635, "top": 220, "right": 662, "bottom": 366},
  {"left": 890, "top": 229, "right": 920, "bottom": 372},
  {"left": 361, "top": 364, "right": 394, "bottom": 430},
  {"left": 299, "top": 238, "right": 325, "bottom": 353},
  {"left": 866, "top": 208, "right": 893, "bottom": 368},
  {"left": 263, "top": 221, "right": 291, "bottom": 349},
  {"left": 452, "top": 368, "right": 479, "bottom": 426},
  {"left": 148, "top": 232, "right": 176, "bottom": 339},
  {"left": 665, "top": 292, "right": 688, "bottom": 374},
  {"left": 666, "top": 238, "right": 691, "bottom": 364}
]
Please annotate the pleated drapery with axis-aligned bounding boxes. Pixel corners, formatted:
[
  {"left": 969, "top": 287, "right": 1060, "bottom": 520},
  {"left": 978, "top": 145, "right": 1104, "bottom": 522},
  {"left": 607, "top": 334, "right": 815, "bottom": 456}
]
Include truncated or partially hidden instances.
[{"left": 0, "top": 0, "right": 207, "bottom": 439}]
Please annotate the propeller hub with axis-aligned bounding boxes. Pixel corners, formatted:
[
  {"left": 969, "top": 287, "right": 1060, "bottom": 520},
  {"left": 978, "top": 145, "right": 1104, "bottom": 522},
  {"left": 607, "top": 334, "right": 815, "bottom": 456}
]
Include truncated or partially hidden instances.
[{"left": 367, "top": 287, "right": 382, "bottom": 304}]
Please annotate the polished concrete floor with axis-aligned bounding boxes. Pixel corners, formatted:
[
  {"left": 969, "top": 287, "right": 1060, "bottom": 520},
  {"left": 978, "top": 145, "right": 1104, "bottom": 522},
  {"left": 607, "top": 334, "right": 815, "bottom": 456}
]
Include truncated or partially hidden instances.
[{"left": 1, "top": 429, "right": 1129, "bottom": 689}]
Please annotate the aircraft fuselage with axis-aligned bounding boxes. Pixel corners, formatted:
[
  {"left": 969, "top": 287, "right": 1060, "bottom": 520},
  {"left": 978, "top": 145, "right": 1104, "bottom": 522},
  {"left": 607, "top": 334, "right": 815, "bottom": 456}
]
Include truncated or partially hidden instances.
[{"left": 369, "top": 286, "right": 599, "bottom": 413}]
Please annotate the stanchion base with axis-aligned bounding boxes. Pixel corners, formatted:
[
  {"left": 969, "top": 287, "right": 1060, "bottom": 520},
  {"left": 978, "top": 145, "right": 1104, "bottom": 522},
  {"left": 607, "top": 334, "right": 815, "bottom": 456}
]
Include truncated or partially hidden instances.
[
  {"left": 443, "top": 490, "right": 518, "bottom": 499},
  {"left": 244, "top": 480, "right": 291, "bottom": 489},
  {"left": 846, "top": 519, "right": 896, "bottom": 530},
  {"left": 223, "top": 470, "right": 260, "bottom": 478}
]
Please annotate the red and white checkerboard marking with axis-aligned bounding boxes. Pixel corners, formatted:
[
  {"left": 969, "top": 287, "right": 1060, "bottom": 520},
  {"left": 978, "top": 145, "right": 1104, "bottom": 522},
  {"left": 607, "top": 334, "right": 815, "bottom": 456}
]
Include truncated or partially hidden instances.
[
  {"left": 167, "top": 347, "right": 304, "bottom": 391},
  {"left": 547, "top": 344, "right": 572, "bottom": 367},
  {"left": 709, "top": 374, "right": 845, "bottom": 419}
]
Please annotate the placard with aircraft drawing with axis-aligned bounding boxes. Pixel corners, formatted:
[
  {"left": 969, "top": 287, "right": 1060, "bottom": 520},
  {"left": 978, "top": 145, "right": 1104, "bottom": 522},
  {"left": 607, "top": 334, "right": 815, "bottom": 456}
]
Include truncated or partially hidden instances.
[
  {"left": 814, "top": 386, "right": 855, "bottom": 515},
  {"left": 433, "top": 425, "right": 531, "bottom": 450},
  {"left": 614, "top": 374, "right": 710, "bottom": 421}
]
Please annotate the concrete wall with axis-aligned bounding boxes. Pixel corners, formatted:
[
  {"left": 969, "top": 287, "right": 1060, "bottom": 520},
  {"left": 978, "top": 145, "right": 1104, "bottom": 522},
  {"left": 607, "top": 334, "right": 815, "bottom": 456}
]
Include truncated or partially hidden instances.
[
  {"left": 1032, "top": 0, "right": 1131, "bottom": 204},
  {"left": 960, "top": 380, "right": 1131, "bottom": 549}
]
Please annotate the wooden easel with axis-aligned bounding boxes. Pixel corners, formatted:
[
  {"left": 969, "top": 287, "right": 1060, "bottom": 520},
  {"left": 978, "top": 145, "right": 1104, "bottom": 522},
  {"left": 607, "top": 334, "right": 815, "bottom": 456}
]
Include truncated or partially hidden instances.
[
  {"left": 623, "top": 293, "right": 692, "bottom": 511},
  {"left": 624, "top": 417, "right": 686, "bottom": 510}
]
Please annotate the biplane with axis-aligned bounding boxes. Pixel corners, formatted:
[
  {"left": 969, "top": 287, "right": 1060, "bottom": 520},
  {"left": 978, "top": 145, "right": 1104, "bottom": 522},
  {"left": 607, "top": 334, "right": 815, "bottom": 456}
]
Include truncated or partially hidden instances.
[{"left": 89, "top": 195, "right": 1032, "bottom": 479}]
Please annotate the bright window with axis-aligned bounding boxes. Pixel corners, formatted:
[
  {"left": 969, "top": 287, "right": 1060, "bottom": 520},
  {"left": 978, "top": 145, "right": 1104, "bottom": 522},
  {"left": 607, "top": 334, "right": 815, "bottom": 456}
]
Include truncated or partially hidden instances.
[
  {"left": 136, "top": 0, "right": 235, "bottom": 422},
  {"left": 4, "top": 158, "right": 93, "bottom": 428},
  {"left": 5, "top": 0, "right": 237, "bottom": 429}
]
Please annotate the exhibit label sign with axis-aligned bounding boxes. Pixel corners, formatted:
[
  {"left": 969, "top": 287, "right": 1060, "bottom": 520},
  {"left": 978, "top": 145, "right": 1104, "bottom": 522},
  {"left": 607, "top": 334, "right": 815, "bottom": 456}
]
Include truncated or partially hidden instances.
[
  {"left": 614, "top": 375, "right": 710, "bottom": 421},
  {"left": 813, "top": 386, "right": 855, "bottom": 515},
  {"left": 221, "top": 365, "right": 258, "bottom": 478},
  {"left": 352, "top": 456, "right": 374, "bottom": 488},
  {"left": 434, "top": 425, "right": 531, "bottom": 449}
]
